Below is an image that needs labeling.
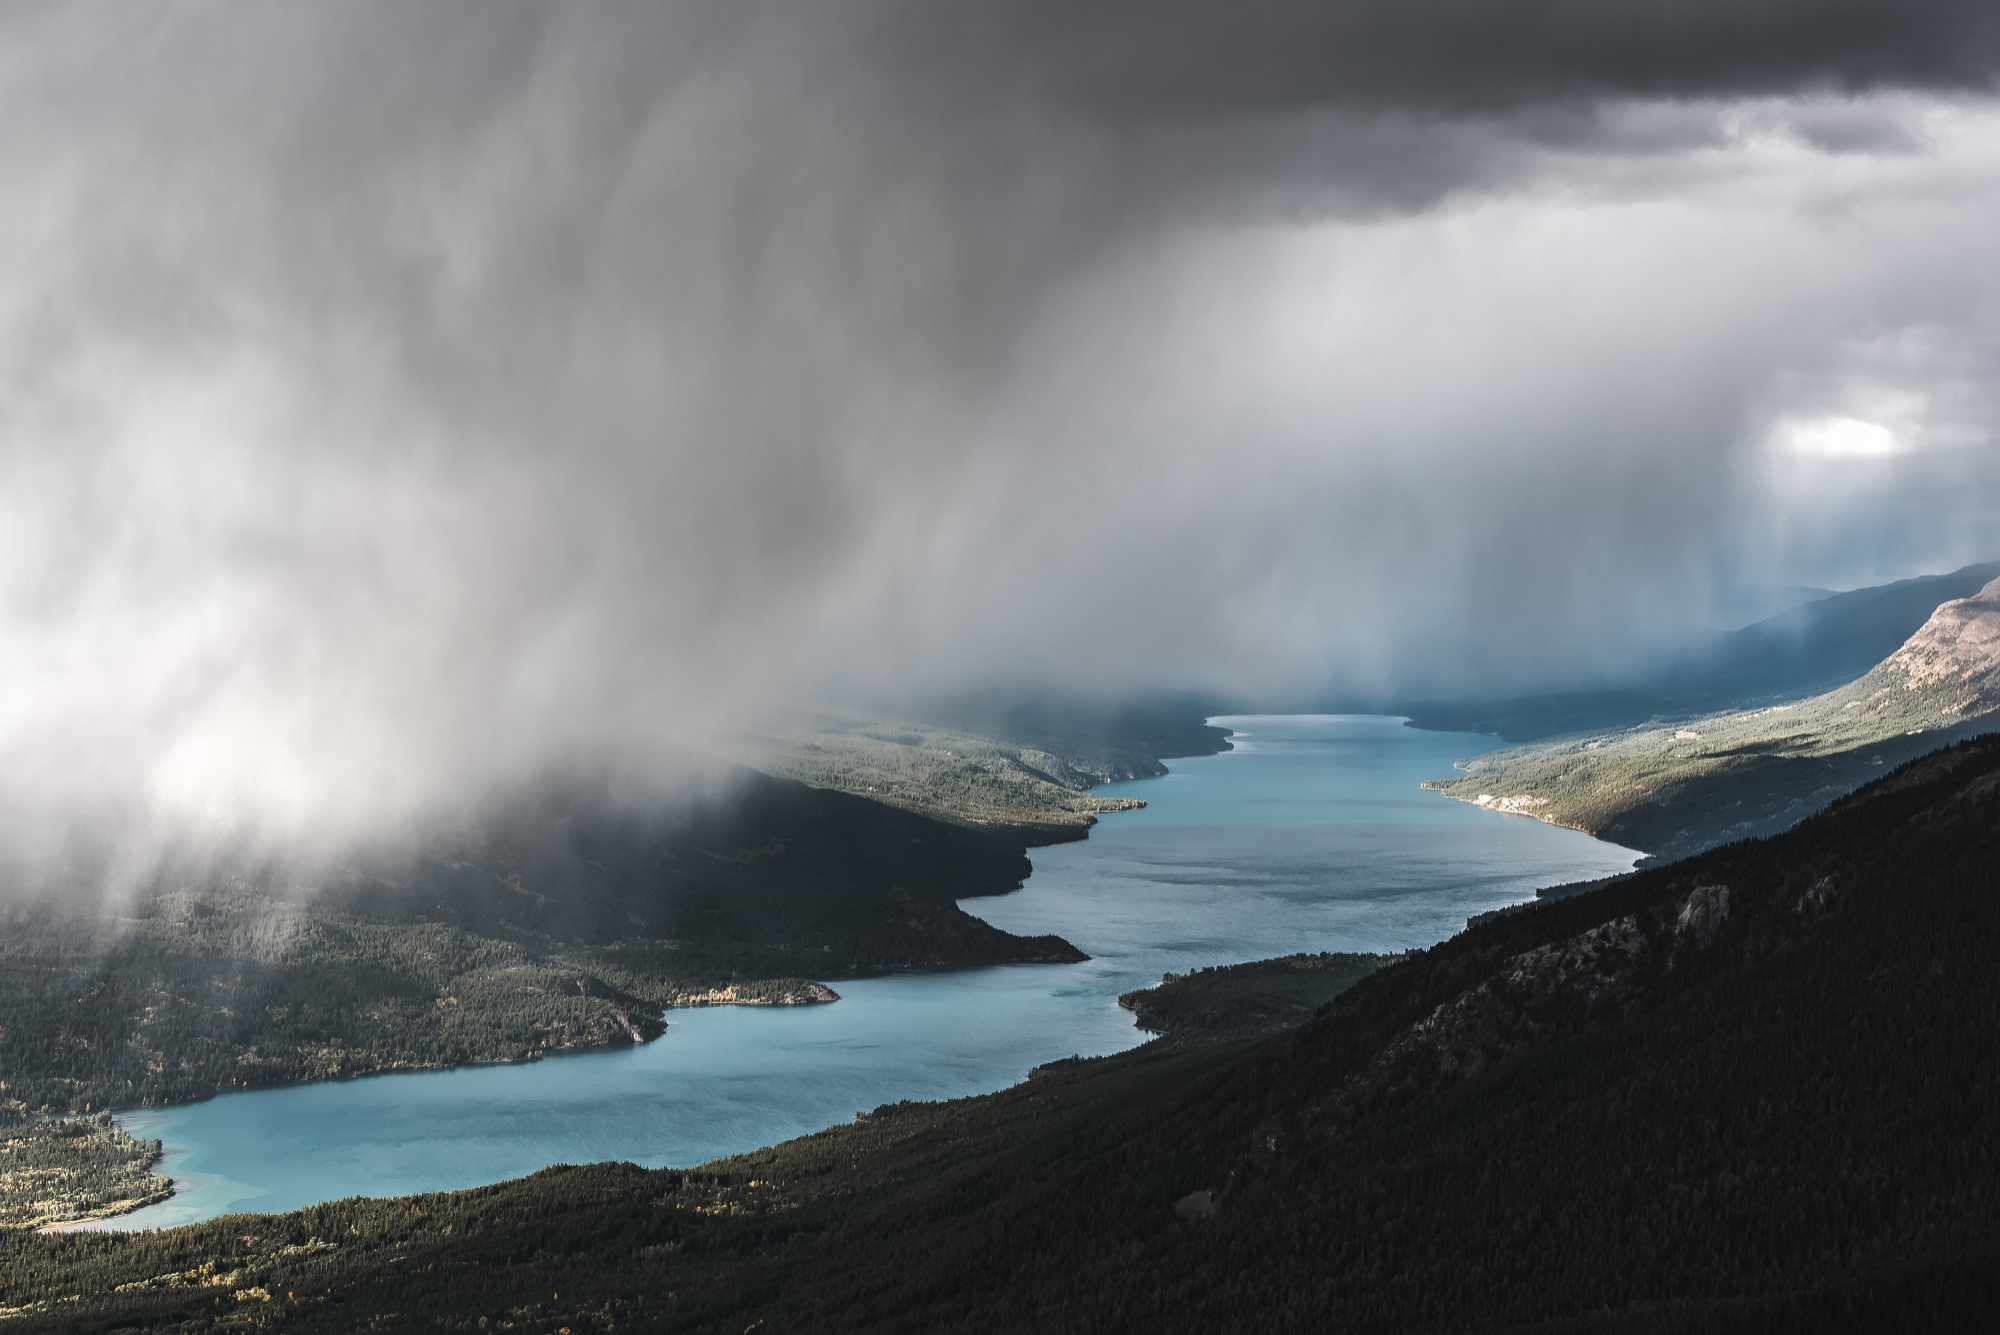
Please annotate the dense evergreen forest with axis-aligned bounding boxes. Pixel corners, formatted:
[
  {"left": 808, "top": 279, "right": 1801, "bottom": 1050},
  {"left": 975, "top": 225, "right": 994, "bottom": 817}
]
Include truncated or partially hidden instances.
[
  {"left": 1118, "top": 951, "right": 1397, "bottom": 1040},
  {"left": 0, "top": 1105, "right": 167, "bottom": 1229},
  {"left": 6, "top": 731, "right": 2000, "bottom": 1331}
]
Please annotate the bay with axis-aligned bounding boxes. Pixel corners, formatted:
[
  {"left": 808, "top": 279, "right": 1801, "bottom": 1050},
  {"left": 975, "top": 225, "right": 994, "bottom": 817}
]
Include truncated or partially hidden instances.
[{"left": 94, "top": 715, "right": 1635, "bottom": 1229}]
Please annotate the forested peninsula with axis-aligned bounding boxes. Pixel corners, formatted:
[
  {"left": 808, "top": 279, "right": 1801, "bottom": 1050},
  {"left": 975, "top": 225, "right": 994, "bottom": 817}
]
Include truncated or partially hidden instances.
[
  {"left": 0, "top": 703, "right": 1230, "bottom": 1225},
  {"left": 0, "top": 770, "right": 1068, "bottom": 1119},
  {"left": 1117, "top": 951, "right": 1398, "bottom": 1041},
  {"left": 0, "top": 1107, "right": 168, "bottom": 1231}
]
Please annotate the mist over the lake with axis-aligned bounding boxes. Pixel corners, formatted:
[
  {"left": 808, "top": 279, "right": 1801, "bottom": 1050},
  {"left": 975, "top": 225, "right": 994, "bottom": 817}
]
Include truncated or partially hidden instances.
[{"left": 4, "top": 0, "right": 2000, "bottom": 859}]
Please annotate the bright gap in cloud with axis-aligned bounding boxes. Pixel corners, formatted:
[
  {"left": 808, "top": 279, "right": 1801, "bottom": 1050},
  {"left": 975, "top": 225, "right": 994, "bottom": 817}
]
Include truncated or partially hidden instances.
[{"left": 1772, "top": 416, "right": 1904, "bottom": 458}]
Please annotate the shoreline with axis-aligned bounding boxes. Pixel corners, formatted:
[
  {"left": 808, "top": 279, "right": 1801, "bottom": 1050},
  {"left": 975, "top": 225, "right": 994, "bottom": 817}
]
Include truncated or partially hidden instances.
[
  {"left": 73, "top": 716, "right": 1607, "bottom": 1235},
  {"left": 1421, "top": 778, "right": 1604, "bottom": 840},
  {"left": 66, "top": 767, "right": 1180, "bottom": 1232},
  {"left": 62, "top": 720, "right": 1494, "bottom": 1146},
  {"left": 54, "top": 804, "right": 1131, "bottom": 1230}
]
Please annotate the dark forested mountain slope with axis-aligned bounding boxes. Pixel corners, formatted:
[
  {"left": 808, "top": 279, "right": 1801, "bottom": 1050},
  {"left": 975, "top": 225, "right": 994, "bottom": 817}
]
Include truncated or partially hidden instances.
[
  {"left": 331, "top": 767, "right": 1062, "bottom": 955},
  {"left": 10, "top": 733, "right": 2000, "bottom": 1331}
]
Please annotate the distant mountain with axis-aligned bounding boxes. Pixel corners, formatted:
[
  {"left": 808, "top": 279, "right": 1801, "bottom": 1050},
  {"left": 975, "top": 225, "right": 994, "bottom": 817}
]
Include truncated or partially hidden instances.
[
  {"left": 1403, "top": 559, "right": 2000, "bottom": 743},
  {"left": 1705, "top": 581, "right": 1833, "bottom": 630},
  {"left": 1427, "top": 576, "right": 2000, "bottom": 858},
  {"left": 19, "top": 733, "right": 2000, "bottom": 1331},
  {"left": 1704, "top": 558, "right": 2000, "bottom": 700}
]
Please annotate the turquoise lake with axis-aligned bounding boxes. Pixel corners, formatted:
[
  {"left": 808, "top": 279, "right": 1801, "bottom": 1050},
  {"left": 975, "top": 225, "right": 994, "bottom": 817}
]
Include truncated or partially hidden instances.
[{"left": 95, "top": 715, "right": 1637, "bottom": 1229}]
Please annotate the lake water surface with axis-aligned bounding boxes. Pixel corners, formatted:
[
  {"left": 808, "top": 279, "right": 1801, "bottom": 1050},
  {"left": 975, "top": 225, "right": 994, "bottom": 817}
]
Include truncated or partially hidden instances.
[{"left": 98, "top": 716, "right": 1636, "bottom": 1228}]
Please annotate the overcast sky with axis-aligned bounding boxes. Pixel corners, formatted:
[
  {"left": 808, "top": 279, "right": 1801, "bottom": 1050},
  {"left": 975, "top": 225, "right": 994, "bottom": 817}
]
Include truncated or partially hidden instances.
[{"left": 3, "top": 1, "right": 1999, "bottom": 848}]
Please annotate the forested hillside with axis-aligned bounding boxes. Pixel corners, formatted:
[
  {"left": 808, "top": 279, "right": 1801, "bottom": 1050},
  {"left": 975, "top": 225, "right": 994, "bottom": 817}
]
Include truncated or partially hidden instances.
[
  {"left": 0, "top": 769, "right": 1081, "bottom": 1119},
  {"left": 9, "top": 731, "right": 2000, "bottom": 1331},
  {"left": 742, "top": 698, "right": 1231, "bottom": 838},
  {"left": 0, "top": 1106, "right": 167, "bottom": 1229},
  {"left": 743, "top": 716, "right": 1148, "bottom": 837}
]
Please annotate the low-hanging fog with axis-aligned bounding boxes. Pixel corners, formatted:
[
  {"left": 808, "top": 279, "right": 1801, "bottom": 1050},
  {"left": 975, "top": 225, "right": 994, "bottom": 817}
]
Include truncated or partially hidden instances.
[{"left": 4, "top": 0, "right": 2000, "bottom": 860}]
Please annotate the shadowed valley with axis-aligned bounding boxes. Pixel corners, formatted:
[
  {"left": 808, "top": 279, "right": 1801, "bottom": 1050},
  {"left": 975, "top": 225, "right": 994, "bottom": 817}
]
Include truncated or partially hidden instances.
[{"left": 7, "top": 727, "right": 2000, "bottom": 1329}]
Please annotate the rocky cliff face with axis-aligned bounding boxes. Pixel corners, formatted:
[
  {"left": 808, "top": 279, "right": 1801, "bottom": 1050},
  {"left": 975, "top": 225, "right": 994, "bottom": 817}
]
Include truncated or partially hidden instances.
[
  {"left": 1880, "top": 575, "right": 2000, "bottom": 707},
  {"left": 1335, "top": 883, "right": 1730, "bottom": 1112}
]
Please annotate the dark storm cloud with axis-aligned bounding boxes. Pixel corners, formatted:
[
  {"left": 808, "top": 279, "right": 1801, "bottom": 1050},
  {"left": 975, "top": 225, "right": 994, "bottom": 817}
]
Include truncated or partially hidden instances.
[
  {"left": 2, "top": 1, "right": 1999, "bottom": 858},
  {"left": 896, "top": 0, "right": 2000, "bottom": 118}
]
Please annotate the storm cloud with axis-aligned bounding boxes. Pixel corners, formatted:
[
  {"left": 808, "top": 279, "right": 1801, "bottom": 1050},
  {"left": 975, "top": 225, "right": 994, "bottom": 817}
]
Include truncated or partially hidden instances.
[
  {"left": 904, "top": 0, "right": 2000, "bottom": 116},
  {"left": 3, "top": 1, "right": 1999, "bottom": 850}
]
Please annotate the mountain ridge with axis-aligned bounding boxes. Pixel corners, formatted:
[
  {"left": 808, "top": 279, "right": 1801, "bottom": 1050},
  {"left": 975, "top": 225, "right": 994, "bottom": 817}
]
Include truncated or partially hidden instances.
[
  {"left": 1425, "top": 576, "right": 2000, "bottom": 858},
  {"left": 1401, "top": 559, "right": 2000, "bottom": 744}
]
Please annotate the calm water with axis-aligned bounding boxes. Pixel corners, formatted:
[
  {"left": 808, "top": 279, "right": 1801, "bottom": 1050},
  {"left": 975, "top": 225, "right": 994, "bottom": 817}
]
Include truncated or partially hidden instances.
[{"left": 96, "top": 716, "right": 1634, "bottom": 1229}]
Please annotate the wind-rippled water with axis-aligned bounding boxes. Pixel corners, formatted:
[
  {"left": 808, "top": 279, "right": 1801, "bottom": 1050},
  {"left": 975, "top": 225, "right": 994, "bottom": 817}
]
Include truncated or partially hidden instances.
[{"left": 95, "top": 716, "right": 1635, "bottom": 1229}]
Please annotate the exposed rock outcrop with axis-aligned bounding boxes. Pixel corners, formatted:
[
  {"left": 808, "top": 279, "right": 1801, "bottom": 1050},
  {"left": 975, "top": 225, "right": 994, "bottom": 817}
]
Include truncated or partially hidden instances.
[
  {"left": 1337, "top": 883, "right": 1731, "bottom": 1112},
  {"left": 1882, "top": 575, "right": 2000, "bottom": 705},
  {"left": 1675, "top": 883, "right": 1730, "bottom": 946}
]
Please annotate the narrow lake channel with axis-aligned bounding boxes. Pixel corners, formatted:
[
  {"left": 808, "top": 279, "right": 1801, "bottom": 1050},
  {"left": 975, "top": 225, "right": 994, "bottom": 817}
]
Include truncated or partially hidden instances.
[{"left": 95, "top": 715, "right": 1637, "bottom": 1228}]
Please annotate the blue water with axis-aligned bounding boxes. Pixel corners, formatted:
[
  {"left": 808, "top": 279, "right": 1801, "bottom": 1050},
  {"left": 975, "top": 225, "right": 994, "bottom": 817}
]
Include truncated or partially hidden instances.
[{"left": 94, "top": 716, "right": 1635, "bottom": 1229}]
